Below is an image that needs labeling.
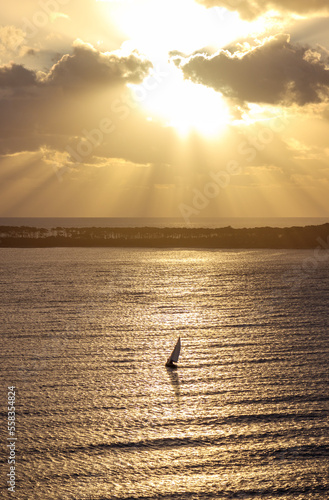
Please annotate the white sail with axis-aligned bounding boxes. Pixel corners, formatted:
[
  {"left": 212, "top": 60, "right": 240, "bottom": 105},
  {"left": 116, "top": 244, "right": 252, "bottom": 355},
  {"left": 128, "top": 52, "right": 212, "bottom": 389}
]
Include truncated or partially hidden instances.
[{"left": 167, "top": 337, "right": 181, "bottom": 364}]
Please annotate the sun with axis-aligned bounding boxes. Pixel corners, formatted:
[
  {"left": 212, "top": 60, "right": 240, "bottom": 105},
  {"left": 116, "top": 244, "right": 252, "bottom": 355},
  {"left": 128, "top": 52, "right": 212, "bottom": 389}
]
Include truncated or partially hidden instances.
[
  {"left": 106, "top": 0, "right": 268, "bottom": 136},
  {"left": 109, "top": 0, "right": 253, "bottom": 57},
  {"left": 128, "top": 64, "right": 231, "bottom": 136}
]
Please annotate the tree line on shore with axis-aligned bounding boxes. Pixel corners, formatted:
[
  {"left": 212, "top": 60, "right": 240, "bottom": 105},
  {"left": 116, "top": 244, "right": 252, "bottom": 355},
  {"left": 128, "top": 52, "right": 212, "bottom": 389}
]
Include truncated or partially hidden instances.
[{"left": 0, "top": 224, "right": 329, "bottom": 249}]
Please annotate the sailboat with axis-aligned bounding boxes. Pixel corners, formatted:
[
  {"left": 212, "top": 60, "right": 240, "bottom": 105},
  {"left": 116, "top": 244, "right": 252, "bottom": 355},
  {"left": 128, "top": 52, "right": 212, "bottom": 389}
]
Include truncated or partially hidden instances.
[{"left": 165, "top": 337, "right": 181, "bottom": 368}]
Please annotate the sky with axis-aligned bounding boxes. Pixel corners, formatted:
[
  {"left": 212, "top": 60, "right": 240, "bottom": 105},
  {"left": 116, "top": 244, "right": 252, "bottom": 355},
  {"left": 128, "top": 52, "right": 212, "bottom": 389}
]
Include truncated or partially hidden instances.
[{"left": 1, "top": 0, "right": 329, "bottom": 220}]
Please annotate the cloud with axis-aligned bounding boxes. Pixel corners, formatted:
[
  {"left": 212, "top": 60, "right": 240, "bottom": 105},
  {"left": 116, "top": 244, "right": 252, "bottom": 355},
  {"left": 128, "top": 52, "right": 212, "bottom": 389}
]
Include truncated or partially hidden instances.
[
  {"left": 0, "top": 40, "right": 183, "bottom": 174},
  {"left": 42, "top": 40, "right": 153, "bottom": 88},
  {"left": 0, "top": 41, "right": 154, "bottom": 159},
  {"left": 174, "top": 34, "right": 329, "bottom": 106},
  {"left": 0, "top": 40, "right": 152, "bottom": 92},
  {"left": 0, "top": 25, "right": 28, "bottom": 63},
  {"left": 0, "top": 26, "right": 25, "bottom": 55},
  {"left": 0, "top": 63, "right": 37, "bottom": 87},
  {"left": 196, "top": 0, "right": 329, "bottom": 20}
]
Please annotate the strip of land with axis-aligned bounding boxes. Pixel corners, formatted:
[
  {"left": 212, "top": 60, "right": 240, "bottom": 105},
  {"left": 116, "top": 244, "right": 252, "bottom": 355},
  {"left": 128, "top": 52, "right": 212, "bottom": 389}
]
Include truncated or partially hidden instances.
[{"left": 1, "top": 224, "right": 329, "bottom": 249}]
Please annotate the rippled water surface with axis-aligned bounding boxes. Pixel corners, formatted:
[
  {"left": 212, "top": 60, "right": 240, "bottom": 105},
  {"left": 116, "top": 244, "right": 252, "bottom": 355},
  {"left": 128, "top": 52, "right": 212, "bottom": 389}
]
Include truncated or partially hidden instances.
[{"left": 1, "top": 248, "right": 329, "bottom": 499}]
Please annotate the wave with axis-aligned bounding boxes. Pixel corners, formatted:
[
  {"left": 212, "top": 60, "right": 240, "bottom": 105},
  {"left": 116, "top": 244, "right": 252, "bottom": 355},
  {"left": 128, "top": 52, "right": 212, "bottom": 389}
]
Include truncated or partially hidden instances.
[{"left": 107, "top": 483, "right": 329, "bottom": 500}]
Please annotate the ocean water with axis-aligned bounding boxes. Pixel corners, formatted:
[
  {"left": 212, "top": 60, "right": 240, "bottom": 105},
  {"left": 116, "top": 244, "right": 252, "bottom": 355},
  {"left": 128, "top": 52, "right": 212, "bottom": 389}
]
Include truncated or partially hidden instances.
[{"left": 0, "top": 247, "right": 329, "bottom": 500}]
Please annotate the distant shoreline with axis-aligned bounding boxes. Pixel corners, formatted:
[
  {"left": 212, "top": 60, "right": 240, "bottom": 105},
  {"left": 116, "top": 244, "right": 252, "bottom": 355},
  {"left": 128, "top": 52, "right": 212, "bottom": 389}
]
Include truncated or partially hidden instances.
[
  {"left": 1, "top": 223, "right": 329, "bottom": 249},
  {"left": 1, "top": 216, "right": 329, "bottom": 230}
]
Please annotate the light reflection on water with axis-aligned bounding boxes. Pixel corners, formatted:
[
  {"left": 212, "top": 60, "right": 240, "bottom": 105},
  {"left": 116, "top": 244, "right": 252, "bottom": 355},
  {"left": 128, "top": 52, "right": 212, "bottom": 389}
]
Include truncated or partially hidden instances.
[{"left": 0, "top": 248, "right": 328, "bottom": 499}]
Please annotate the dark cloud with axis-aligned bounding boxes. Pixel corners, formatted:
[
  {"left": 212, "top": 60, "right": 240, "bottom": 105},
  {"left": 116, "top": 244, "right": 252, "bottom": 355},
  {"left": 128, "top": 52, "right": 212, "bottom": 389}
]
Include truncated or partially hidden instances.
[
  {"left": 197, "top": 0, "right": 329, "bottom": 20},
  {"left": 0, "top": 42, "right": 154, "bottom": 158},
  {"left": 175, "top": 34, "right": 329, "bottom": 106},
  {"left": 0, "top": 43, "right": 181, "bottom": 173},
  {"left": 0, "top": 41, "right": 152, "bottom": 91},
  {"left": 24, "top": 48, "right": 37, "bottom": 57},
  {"left": 0, "top": 63, "right": 37, "bottom": 87},
  {"left": 43, "top": 41, "right": 153, "bottom": 88}
]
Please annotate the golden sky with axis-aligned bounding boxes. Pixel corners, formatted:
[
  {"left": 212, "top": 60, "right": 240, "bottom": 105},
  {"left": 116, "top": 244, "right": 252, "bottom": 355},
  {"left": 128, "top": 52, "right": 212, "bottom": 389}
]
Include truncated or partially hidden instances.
[{"left": 1, "top": 0, "right": 329, "bottom": 219}]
